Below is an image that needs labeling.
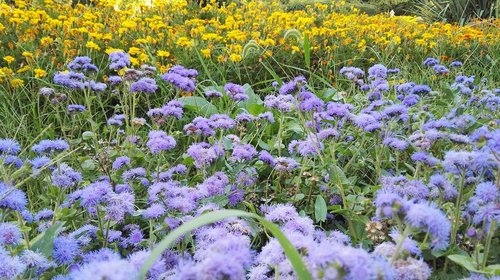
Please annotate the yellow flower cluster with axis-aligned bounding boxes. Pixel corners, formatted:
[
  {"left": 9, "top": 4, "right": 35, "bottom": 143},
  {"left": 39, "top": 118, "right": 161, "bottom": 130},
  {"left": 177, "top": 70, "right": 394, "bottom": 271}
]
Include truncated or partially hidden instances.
[{"left": 0, "top": 0, "right": 498, "bottom": 86}]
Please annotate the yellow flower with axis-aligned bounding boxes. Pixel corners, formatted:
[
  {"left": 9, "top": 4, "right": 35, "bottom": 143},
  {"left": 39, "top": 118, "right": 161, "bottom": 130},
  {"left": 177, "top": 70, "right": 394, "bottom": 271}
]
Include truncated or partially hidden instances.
[
  {"left": 34, "top": 68, "right": 47, "bottom": 78},
  {"left": 229, "top": 53, "right": 242, "bottom": 63},
  {"left": 86, "top": 41, "right": 101, "bottom": 51},
  {"left": 3, "top": 56, "right": 15, "bottom": 64},
  {"left": 106, "top": 48, "right": 125, "bottom": 55},
  {"left": 176, "top": 37, "right": 194, "bottom": 47},
  {"left": 217, "top": 55, "right": 227, "bottom": 63},
  {"left": 128, "top": 47, "right": 142, "bottom": 56},
  {"left": 10, "top": 78, "right": 24, "bottom": 88},
  {"left": 40, "top": 37, "right": 54, "bottom": 47},
  {"left": 157, "top": 50, "right": 170, "bottom": 58},
  {"left": 130, "top": 57, "right": 139, "bottom": 66},
  {"left": 201, "top": 48, "right": 211, "bottom": 58},
  {"left": 17, "top": 65, "right": 31, "bottom": 74},
  {"left": 22, "top": 51, "right": 33, "bottom": 59}
]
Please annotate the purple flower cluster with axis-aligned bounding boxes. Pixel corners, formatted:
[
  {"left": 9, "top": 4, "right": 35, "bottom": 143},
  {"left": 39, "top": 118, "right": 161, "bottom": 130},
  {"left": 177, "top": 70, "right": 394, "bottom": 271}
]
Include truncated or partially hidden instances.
[
  {"left": 146, "top": 130, "right": 176, "bottom": 154},
  {"left": 162, "top": 65, "right": 198, "bottom": 92}
]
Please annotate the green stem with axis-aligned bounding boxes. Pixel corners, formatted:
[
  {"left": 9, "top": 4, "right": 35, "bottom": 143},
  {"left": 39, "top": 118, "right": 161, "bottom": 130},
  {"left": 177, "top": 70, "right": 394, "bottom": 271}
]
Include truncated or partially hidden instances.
[
  {"left": 390, "top": 225, "right": 412, "bottom": 263},
  {"left": 482, "top": 220, "right": 496, "bottom": 269},
  {"left": 451, "top": 171, "right": 466, "bottom": 244}
]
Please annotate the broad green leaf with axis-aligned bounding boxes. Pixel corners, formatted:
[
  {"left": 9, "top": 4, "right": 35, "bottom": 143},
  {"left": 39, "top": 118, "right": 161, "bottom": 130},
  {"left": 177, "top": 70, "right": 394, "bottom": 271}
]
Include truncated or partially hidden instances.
[
  {"left": 314, "top": 195, "right": 327, "bottom": 223},
  {"left": 448, "top": 254, "right": 483, "bottom": 273},
  {"left": 237, "top": 84, "right": 263, "bottom": 111},
  {"left": 81, "top": 159, "right": 96, "bottom": 171},
  {"left": 138, "top": 210, "right": 313, "bottom": 280},
  {"left": 31, "top": 222, "right": 65, "bottom": 258},
  {"left": 178, "top": 96, "right": 218, "bottom": 117}
]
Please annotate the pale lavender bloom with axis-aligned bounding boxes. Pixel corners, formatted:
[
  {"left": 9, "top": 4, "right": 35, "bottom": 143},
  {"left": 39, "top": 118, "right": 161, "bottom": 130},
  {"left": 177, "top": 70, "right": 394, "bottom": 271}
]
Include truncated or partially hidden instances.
[
  {"left": 368, "top": 64, "right": 387, "bottom": 79},
  {"left": 0, "top": 248, "right": 26, "bottom": 279},
  {"left": 428, "top": 174, "right": 457, "bottom": 201},
  {"left": 53, "top": 236, "right": 81, "bottom": 265},
  {"left": 89, "top": 80, "right": 107, "bottom": 92},
  {"left": 257, "top": 112, "right": 275, "bottom": 123},
  {"left": 32, "top": 139, "right": 69, "bottom": 154},
  {"left": 403, "top": 94, "right": 420, "bottom": 106},
  {"left": 374, "top": 191, "right": 409, "bottom": 218},
  {"left": 423, "top": 57, "right": 439, "bottom": 67},
  {"left": 146, "top": 130, "right": 176, "bottom": 154},
  {"left": 107, "top": 114, "right": 126, "bottom": 126},
  {"left": 411, "top": 151, "right": 440, "bottom": 167},
  {"left": 53, "top": 71, "right": 88, "bottom": 89},
  {"left": 0, "top": 181, "right": 28, "bottom": 211},
  {"left": 122, "top": 167, "right": 147, "bottom": 182},
  {"left": 0, "top": 139, "right": 20, "bottom": 155},
  {"left": 474, "top": 182, "right": 498, "bottom": 203},
  {"left": 433, "top": 64, "right": 449, "bottom": 75},
  {"left": 209, "top": 114, "right": 236, "bottom": 129},
  {"left": 109, "top": 51, "right": 130, "bottom": 70},
  {"left": 143, "top": 203, "right": 166, "bottom": 219},
  {"left": 325, "top": 102, "right": 355, "bottom": 118},
  {"left": 130, "top": 77, "right": 157, "bottom": 93},
  {"left": 405, "top": 202, "right": 451, "bottom": 250},
  {"left": 339, "top": 66, "right": 364, "bottom": 81},
  {"left": 410, "top": 84, "right": 431, "bottom": 95},
  {"left": 318, "top": 128, "right": 338, "bottom": 140},
  {"left": 169, "top": 65, "right": 198, "bottom": 78},
  {"left": 236, "top": 113, "right": 256, "bottom": 123},
  {"left": 67, "top": 104, "right": 86, "bottom": 113},
  {"left": 69, "top": 259, "right": 137, "bottom": 280},
  {"left": 259, "top": 150, "right": 275, "bottom": 165},
  {"left": 224, "top": 83, "right": 248, "bottom": 101},
  {"left": 187, "top": 142, "right": 220, "bottom": 168},
  {"left": 264, "top": 94, "right": 294, "bottom": 112},
  {"left": 231, "top": 144, "right": 257, "bottom": 162},
  {"left": 382, "top": 137, "right": 408, "bottom": 151},
  {"left": 289, "top": 134, "right": 324, "bottom": 157},
  {"left": 298, "top": 92, "right": 324, "bottom": 112},
  {"left": 395, "top": 82, "right": 416, "bottom": 94},
  {"left": 352, "top": 113, "right": 382, "bottom": 132},
  {"left": 184, "top": 117, "right": 215, "bottom": 136},
  {"left": 450, "top": 61, "right": 463, "bottom": 67},
  {"left": 162, "top": 72, "right": 196, "bottom": 92},
  {"left": 274, "top": 157, "right": 299, "bottom": 173},
  {"left": 112, "top": 156, "right": 130, "bottom": 170},
  {"left": 51, "top": 163, "right": 82, "bottom": 189},
  {"left": 205, "top": 90, "right": 222, "bottom": 98},
  {"left": 107, "top": 75, "right": 123, "bottom": 85},
  {"left": 0, "top": 223, "right": 21, "bottom": 246}
]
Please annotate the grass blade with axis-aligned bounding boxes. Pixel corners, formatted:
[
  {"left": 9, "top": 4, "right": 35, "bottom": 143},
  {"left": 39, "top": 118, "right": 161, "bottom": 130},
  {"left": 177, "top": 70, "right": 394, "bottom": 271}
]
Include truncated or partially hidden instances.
[{"left": 138, "top": 209, "right": 313, "bottom": 280}]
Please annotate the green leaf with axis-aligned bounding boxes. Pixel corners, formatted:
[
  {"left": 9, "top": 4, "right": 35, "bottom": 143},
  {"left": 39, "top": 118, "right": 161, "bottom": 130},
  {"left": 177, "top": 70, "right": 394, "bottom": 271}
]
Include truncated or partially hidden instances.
[
  {"left": 303, "top": 34, "right": 311, "bottom": 68},
  {"left": 237, "top": 84, "right": 263, "bottom": 111},
  {"left": 314, "top": 195, "right": 327, "bottom": 223},
  {"left": 178, "top": 96, "right": 218, "bottom": 117},
  {"left": 81, "top": 159, "right": 96, "bottom": 171},
  {"left": 485, "top": 264, "right": 500, "bottom": 275},
  {"left": 31, "top": 222, "right": 65, "bottom": 258},
  {"left": 448, "top": 254, "right": 483, "bottom": 273},
  {"left": 138, "top": 210, "right": 313, "bottom": 280}
]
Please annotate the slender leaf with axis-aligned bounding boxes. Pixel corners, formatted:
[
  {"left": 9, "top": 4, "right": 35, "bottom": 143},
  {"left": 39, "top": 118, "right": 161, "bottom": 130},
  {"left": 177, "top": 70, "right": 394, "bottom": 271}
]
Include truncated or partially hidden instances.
[
  {"left": 303, "top": 34, "right": 311, "bottom": 68},
  {"left": 138, "top": 210, "right": 313, "bottom": 280}
]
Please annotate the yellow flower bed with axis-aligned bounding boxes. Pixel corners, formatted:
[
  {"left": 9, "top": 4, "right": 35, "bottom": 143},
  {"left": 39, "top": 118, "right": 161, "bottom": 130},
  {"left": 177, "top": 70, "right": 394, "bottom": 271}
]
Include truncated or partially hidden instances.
[{"left": 0, "top": 0, "right": 498, "bottom": 85}]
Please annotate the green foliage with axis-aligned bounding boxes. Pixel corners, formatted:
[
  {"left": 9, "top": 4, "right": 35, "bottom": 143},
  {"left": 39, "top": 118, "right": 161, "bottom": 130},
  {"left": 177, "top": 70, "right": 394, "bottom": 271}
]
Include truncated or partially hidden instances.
[{"left": 416, "top": 0, "right": 499, "bottom": 23}]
